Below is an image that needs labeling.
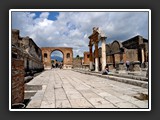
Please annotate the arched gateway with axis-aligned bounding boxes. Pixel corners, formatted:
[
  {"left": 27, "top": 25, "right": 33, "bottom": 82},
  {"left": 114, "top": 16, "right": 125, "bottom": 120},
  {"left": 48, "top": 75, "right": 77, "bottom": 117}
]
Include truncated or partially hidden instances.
[{"left": 41, "top": 47, "right": 73, "bottom": 69}]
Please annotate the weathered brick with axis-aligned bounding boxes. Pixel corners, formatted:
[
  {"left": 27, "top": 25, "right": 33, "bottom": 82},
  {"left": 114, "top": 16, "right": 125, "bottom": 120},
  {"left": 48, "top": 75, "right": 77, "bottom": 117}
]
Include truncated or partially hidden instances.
[{"left": 11, "top": 59, "right": 24, "bottom": 104}]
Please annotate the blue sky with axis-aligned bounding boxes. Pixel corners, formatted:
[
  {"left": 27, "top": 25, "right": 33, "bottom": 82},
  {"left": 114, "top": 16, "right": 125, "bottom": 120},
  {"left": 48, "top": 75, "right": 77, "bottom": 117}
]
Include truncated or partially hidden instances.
[
  {"left": 12, "top": 11, "right": 149, "bottom": 57},
  {"left": 30, "top": 11, "right": 59, "bottom": 20}
]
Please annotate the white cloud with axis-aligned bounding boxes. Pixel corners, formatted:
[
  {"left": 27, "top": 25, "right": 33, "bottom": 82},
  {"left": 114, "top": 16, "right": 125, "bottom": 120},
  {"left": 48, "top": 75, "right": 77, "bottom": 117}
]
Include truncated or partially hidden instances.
[
  {"left": 39, "top": 12, "right": 49, "bottom": 18},
  {"left": 11, "top": 11, "right": 149, "bottom": 57},
  {"left": 51, "top": 51, "right": 63, "bottom": 57}
]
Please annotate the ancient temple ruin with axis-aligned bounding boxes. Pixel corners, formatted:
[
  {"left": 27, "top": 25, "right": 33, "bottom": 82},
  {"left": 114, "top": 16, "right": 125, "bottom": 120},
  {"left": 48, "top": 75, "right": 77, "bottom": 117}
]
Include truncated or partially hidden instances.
[
  {"left": 12, "top": 29, "right": 44, "bottom": 74},
  {"left": 105, "top": 35, "right": 148, "bottom": 71},
  {"left": 87, "top": 27, "right": 148, "bottom": 72},
  {"left": 88, "top": 27, "right": 107, "bottom": 72}
]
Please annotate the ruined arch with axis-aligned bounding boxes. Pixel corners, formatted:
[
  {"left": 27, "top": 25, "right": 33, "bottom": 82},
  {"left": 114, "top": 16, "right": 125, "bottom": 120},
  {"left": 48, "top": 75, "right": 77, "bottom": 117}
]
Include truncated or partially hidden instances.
[
  {"left": 41, "top": 47, "right": 73, "bottom": 69},
  {"left": 111, "top": 40, "right": 122, "bottom": 54}
]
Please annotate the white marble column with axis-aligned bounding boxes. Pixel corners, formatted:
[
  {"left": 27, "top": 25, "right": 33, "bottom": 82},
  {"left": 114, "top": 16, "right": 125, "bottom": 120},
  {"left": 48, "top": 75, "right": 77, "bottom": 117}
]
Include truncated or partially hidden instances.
[
  {"left": 95, "top": 42, "right": 99, "bottom": 72},
  {"left": 101, "top": 37, "right": 106, "bottom": 71},
  {"left": 141, "top": 48, "right": 145, "bottom": 63}
]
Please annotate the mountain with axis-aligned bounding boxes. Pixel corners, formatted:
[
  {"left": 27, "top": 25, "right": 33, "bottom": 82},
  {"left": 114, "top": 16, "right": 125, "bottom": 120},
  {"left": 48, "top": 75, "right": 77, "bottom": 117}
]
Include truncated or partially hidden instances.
[{"left": 51, "top": 55, "right": 63, "bottom": 62}]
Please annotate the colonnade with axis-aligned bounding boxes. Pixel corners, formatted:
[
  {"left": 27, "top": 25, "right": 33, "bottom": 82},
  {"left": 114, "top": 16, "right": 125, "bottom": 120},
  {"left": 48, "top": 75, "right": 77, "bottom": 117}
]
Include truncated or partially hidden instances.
[{"left": 88, "top": 27, "right": 107, "bottom": 72}]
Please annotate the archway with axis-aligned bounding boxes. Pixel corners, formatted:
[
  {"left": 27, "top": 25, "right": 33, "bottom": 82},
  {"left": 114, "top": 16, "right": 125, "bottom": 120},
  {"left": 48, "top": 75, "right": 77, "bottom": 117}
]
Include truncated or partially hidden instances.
[
  {"left": 50, "top": 50, "right": 63, "bottom": 69},
  {"left": 41, "top": 47, "right": 73, "bottom": 69}
]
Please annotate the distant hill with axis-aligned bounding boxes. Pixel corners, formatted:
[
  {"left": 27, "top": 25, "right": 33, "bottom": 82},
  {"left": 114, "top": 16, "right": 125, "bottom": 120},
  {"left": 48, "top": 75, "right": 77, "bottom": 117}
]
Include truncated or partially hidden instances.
[{"left": 51, "top": 55, "right": 63, "bottom": 62}]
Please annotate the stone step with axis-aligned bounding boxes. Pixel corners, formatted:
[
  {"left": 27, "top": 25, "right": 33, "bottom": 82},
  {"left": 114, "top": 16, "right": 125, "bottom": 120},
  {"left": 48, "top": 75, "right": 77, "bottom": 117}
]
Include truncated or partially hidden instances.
[
  {"left": 108, "top": 73, "right": 148, "bottom": 81},
  {"left": 24, "top": 91, "right": 37, "bottom": 99},
  {"left": 25, "top": 84, "right": 42, "bottom": 91},
  {"left": 72, "top": 69, "right": 148, "bottom": 88},
  {"left": 74, "top": 69, "right": 148, "bottom": 81}
]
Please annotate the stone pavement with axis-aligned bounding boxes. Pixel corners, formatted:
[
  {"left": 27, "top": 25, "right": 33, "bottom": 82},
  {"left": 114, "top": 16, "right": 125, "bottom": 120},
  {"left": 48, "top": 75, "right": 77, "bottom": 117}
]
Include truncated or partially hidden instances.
[
  {"left": 72, "top": 69, "right": 148, "bottom": 88},
  {"left": 25, "top": 69, "right": 148, "bottom": 109}
]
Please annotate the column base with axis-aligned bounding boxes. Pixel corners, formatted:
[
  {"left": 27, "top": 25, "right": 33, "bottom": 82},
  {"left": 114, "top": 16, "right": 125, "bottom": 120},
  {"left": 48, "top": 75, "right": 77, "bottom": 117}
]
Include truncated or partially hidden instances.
[
  {"left": 90, "top": 62, "right": 94, "bottom": 70},
  {"left": 95, "top": 58, "right": 99, "bottom": 72}
]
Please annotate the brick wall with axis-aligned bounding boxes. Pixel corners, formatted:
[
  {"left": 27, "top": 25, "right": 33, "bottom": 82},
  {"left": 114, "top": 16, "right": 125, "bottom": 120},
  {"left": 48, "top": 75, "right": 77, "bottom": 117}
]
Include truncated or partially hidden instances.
[
  {"left": 84, "top": 52, "right": 90, "bottom": 64},
  {"left": 106, "top": 55, "right": 113, "bottom": 63},
  {"left": 73, "top": 58, "right": 82, "bottom": 68},
  {"left": 125, "top": 49, "right": 138, "bottom": 62},
  {"left": 114, "top": 54, "right": 120, "bottom": 63},
  {"left": 12, "top": 59, "right": 24, "bottom": 104}
]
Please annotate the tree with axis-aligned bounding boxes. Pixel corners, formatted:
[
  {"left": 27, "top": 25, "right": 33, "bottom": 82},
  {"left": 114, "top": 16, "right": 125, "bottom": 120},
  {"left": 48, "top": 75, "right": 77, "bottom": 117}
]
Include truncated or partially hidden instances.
[{"left": 76, "top": 55, "right": 79, "bottom": 58}]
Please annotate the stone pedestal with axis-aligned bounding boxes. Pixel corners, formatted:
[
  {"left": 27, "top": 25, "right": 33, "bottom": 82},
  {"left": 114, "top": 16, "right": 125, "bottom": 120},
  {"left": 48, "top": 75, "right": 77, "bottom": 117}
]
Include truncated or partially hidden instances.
[
  {"left": 89, "top": 62, "right": 94, "bottom": 70},
  {"left": 145, "top": 62, "right": 148, "bottom": 68},
  {"left": 133, "top": 61, "right": 141, "bottom": 71},
  {"left": 63, "top": 65, "right": 73, "bottom": 69},
  {"left": 118, "top": 62, "right": 125, "bottom": 70},
  {"left": 107, "top": 63, "right": 114, "bottom": 70},
  {"left": 82, "top": 64, "right": 90, "bottom": 70}
]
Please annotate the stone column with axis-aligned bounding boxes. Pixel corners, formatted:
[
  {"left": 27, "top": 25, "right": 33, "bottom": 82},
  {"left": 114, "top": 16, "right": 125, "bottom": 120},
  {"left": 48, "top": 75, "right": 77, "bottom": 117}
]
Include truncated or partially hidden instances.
[
  {"left": 101, "top": 37, "right": 107, "bottom": 71},
  {"left": 95, "top": 41, "right": 99, "bottom": 72},
  {"left": 141, "top": 48, "right": 145, "bottom": 63},
  {"left": 89, "top": 44, "right": 94, "bottom": 70}
]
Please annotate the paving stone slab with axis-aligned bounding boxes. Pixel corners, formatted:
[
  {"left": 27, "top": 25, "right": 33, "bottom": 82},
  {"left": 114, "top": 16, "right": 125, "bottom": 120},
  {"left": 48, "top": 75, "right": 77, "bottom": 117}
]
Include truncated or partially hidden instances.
[
  {"left": 114, "top": 102, "right": 139, "bottom": 108},
  {"left": 56, "top": 100, "right": 71, "bottom": 108},
  {"left": 87, "top": 97, "right": 111, "bottom": 106},
  {"left": 95, "top": 103, "right": 117, "bottom": 108},
  {"left": 69, "top": 98, "right": 94, "bottom": 108},
  {"left": 26, "top": 100, "right": 42, "bottom": 108},
  {"left": 40, "top": 100, "right": 55, "bottom": 108},
  {"left": 25, "top": 69, "right": 148, "bottom": 109},
  {"left": 55, "top": 88, "right": 67, "bottom": 100}
]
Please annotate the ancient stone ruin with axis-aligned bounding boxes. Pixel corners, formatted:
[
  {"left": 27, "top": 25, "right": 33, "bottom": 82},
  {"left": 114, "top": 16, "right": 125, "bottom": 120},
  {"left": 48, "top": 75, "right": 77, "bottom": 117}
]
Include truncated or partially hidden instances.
[
  {"left": 11, "top": 29, "right": 44, "bottom": 107},
  {"left": 41, "top": 47, "right": 73, "bottom": 69},
  {"left": 11, "top": 28, "right": 149, "bottom": 109},
  {"left": 85, "top": 27, "right": 148, "bottom": 72},
  {"left": 12, "top": 29, "right": 44, "bottom": 75}
]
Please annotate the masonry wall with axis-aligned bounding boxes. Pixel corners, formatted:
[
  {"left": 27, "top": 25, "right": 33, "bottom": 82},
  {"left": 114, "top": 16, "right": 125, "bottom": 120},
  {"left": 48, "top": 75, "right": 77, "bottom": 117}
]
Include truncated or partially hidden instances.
[
  {"left": 12, "top": 29, "right": 44, "bottom": 74},
  {"left": 12, "top": 59, "right": 24, "bottom": 104},
  {"left": 125, "top": 49, "right": 138, "bottom": 62},
  {"left": 114, "top": 54, "right": 120, "bottom": 63},
  {"left": 83, "top": 52, "right": 90, "bottom": 65},
  {"left": 11, "top": 29, "right": 44, "bottom": 105},
  {"left": 106, "top": 55, "right": 111, "bottom": 63},
  {"left": 21, "top": 37, "right": 42, "bottom": 62},
  {"left": 12, "top": 29, "right": 20, "bottom": 46},
  {"left": 73, "top": 58, "right": 82, "bottom": 68}
]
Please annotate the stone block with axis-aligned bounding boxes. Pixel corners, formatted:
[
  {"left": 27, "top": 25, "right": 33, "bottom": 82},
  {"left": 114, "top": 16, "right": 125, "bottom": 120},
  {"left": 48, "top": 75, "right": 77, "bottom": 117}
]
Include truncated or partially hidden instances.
[
  {"left": 133, "top": 61, "right": 141, "bottom": 71},
  {"left": 69, "top": 98, "right": 93, "bottom": 108},
  {"left": 107, "top": 63, "right": 114, "bottom": 70},
  {"left": 56, "top": 100, "right": 71, "bottom": 108}
]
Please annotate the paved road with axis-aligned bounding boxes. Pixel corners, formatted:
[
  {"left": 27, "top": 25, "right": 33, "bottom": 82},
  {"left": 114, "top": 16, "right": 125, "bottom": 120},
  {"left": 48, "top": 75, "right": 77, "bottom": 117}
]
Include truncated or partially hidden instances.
[{"left": 26, "top": 69, "right": 148, "bottom": 109}]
